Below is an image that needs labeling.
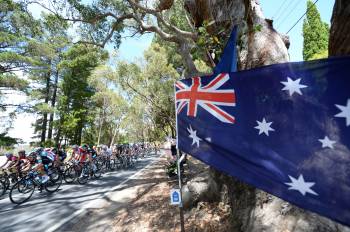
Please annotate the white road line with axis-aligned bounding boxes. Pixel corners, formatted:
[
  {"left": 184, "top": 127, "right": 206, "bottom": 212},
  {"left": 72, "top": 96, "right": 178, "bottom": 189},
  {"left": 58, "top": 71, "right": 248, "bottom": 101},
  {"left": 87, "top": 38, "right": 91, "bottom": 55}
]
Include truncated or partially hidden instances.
[{"left": 47, "top": 156, "right": 161, "bottom": 232}]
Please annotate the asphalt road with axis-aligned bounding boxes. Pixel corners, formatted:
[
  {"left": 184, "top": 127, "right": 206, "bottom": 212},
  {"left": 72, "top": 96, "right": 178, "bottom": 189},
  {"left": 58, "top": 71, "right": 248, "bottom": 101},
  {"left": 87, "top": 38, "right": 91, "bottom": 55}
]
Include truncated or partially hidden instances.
[{"left": 0, "top": 154, "right": 161, "bottom": 232}]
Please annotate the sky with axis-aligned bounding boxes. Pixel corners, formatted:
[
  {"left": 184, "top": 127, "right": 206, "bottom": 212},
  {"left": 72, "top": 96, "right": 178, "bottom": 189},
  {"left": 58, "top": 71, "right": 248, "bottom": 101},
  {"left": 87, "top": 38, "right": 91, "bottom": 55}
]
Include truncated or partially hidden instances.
[
  {"left": 5, "top": 0, "right": 335, "bottom": 144},
  {"left": 260, "top": 0, "right": 335, "bottom": 61}
]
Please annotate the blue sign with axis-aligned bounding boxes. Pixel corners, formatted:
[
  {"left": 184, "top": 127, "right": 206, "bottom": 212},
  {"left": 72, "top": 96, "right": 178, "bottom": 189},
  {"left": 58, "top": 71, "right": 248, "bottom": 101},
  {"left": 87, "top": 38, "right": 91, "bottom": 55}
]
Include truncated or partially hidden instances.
[{"left": 170, "top": 189, "right": 181, "bottom": 205}]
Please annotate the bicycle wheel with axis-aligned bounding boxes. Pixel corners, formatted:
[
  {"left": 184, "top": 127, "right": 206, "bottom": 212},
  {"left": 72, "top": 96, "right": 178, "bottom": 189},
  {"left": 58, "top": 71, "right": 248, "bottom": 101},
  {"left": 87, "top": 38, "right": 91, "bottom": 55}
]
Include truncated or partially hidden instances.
[
  {"left": 0, "top": 180, "right": 6, "bottom": 197},
  {"left": 45, "top": 172, "right": 62, "bottom": 193},
  {"left": 122, "top": 157, "right": 128, "bottom": 169},
  {"left": 114, "top": 158, "right": 122, "bottom": 169},
  {"left": 93, "top": 162, "right": 102, "bottom": 178},
  {"left": 109, "top": 159, "right": 116, "bottom": 171},
  {"left": 77, "top": 166, "right": 89, "bottom": 185},
  {"left": 64, "top": 166, "right": 77, "bottom": 183},
  {"left": 9, "top": 179, "right": 35, "bottom": 204},
  {"left": 1, "top": 175, "right": 10, "bottom": 190}
]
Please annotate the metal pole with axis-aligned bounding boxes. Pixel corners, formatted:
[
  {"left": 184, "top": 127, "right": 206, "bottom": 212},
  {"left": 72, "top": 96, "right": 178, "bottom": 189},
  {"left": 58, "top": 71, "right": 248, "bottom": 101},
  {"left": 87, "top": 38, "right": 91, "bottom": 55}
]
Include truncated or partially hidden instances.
[
  {"left": 177, "top": 149, "right": 185, "bottom": 232},
  {"left": 174, "top": 82, "right": 185, "bottom": 232}
]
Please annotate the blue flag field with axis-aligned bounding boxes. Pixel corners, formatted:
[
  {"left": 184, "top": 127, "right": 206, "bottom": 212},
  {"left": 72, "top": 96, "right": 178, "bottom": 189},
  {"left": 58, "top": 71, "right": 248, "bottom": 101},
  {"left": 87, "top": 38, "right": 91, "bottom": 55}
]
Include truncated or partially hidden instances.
[{"left": 175, "top": 56, "right": 350, "bottom": 226}]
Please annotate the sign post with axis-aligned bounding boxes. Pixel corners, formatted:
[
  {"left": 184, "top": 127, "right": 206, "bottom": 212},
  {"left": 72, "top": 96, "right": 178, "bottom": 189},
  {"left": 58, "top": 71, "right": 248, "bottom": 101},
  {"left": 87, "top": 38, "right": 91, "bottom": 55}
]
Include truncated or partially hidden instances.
[
  {"left": 176, "top": 149, "right": 185, "bottom": 232},
  {"left": 174, "top": 83, "right": 185, "bottom": 232}
]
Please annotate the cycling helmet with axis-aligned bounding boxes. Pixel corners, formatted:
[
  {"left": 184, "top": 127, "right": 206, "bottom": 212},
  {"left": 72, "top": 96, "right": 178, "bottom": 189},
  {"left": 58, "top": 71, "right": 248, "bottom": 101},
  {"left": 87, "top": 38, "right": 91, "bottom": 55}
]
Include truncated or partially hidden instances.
[
  {"left": 5, "top": 152, "right": 13, "bottom": 159},
  {"left": 72, "top": 145, "right": 79, "bottom": 151},
  {"left": 81, "top": 144, "right": 88, "bottom": 152},
  {"left": 102, "top": 145, "right": 108, "bottom": 151},
  {"left": 30, "top": 147, "right": 43, "bottom": 157},
  {"left": 27, "top": 151, "right": 37, "bottom": 159}
]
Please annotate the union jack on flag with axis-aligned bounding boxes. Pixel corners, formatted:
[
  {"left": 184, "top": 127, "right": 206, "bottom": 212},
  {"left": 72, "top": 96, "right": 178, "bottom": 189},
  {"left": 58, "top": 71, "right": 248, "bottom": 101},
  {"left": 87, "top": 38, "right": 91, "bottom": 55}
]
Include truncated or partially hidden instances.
[{"left": 175, "top": 73, "right": 236, "bottom": 124}]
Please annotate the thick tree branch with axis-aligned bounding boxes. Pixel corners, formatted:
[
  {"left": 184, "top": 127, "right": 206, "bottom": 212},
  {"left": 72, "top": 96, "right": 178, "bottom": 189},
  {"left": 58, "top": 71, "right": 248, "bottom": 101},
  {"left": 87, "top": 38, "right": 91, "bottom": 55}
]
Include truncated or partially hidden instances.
[{"left": 127, "top": 0, "right": 197, "bottom": 40}]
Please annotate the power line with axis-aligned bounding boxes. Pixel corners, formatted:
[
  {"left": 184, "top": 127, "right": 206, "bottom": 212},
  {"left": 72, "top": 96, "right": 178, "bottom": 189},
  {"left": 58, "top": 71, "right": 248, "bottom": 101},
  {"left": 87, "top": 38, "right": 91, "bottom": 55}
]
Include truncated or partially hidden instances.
[
  {"left": 272, "top": 0, "right": 290, "bottom": 20},
  {"left": 276, "top": 0, "right": 302, "bottom": 29},
  {"left": 286, "top": 0, "right": 320, "bottom": 34},
  {"left": 275, "top": 0, "right": 294, "bottom": 22}
]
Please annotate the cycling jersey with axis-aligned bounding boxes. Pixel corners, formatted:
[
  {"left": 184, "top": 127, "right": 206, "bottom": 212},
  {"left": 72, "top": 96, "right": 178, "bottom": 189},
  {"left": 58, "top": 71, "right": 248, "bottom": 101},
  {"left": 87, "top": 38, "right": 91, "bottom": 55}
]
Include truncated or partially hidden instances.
[
  {"left": 78, "top": 148, "right": 89, "bottom": 162},
  {"left": 37, "top": 151, "right": 55, "bottom": 165},
  {"left": 58, "top": 150, "right": 67, "bottom": 161}
]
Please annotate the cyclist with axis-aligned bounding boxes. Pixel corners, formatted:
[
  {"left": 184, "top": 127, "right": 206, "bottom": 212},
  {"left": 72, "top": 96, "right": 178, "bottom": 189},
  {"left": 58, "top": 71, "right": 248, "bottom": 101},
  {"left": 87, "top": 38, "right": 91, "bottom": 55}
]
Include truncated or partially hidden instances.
[
  {"left": 51, "top": 147, "right": 67, "bottom": 166},
  {"left": 66, "top": 145, "right": 79, "bottom": 163},
  {"left": 16, "top": 150, "right": 27, "bottom": 177},
  {"left": 27, "top": 147, "right": 55, "bottom": 183},
  {"left": 81, "top": 144, "right": 97, "bottom": 169},
  {"left": 78, "top": 144, "right": 89, "bottom": 163},
  {"left": 0, "top": 152, "right": 19, "bottom": 170}
]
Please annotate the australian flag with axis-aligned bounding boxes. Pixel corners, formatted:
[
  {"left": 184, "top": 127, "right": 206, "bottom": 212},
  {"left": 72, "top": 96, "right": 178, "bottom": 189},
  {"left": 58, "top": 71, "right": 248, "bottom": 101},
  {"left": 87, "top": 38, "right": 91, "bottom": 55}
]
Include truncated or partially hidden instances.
[{"left": 175, "top": 56, "right": 350, "bottom": 227}]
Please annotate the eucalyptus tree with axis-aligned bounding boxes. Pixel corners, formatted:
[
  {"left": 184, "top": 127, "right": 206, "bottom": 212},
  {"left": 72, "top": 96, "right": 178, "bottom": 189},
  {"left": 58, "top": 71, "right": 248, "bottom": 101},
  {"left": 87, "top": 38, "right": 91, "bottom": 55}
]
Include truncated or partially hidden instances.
[
  {"left": 116, "top": 43, "right": 179, "bottom": 139},
  {"left": 86, "top": 65, "right": 128, "bottom": 146}
]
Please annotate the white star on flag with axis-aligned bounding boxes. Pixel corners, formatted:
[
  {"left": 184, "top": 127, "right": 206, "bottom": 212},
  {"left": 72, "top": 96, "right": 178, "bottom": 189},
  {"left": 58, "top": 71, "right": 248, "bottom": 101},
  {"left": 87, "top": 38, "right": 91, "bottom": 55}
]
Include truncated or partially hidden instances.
[
  {"left": 285, "top": 174, "right": 318, "bottom": 196},
  {"left": 318, "top": 136, "right": 336, "bottom": 149},
  {"left": 335, "top": 99, "right": 350, "bottom": 126},
  {"left": 255, "top": 118, "right": 275, "bottom": 136},
  {"left": 281, "top": 77, "right": 308, "bottom": 96},
  {"left": 187, "top": 125, "right": 202, "bottom": 148}
]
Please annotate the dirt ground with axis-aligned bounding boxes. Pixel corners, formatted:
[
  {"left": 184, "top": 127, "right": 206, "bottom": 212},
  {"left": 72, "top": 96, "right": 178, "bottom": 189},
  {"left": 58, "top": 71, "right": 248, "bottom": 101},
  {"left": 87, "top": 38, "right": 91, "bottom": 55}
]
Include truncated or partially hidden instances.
[{"left": 111, "top": 155, "right": 232, "bottom": 232}]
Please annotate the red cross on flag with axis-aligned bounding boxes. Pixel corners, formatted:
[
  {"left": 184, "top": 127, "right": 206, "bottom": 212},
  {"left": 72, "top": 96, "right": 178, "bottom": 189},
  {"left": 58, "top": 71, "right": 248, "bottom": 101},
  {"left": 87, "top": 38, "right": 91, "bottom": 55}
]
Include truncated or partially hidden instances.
[{"left": 175, "top": 73, "right": 236, "bottom": 124}]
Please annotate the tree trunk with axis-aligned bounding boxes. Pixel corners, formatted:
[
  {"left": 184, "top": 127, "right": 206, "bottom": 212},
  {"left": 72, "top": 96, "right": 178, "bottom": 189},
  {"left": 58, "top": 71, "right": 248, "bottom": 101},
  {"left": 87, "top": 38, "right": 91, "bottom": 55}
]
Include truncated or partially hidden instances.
[
  {"left": 185, "top": 0, "right": 349, "bottom": 231},
  {"left": 55, "top": 115, "right": 63, "bottom": 146},
  {"left": 75, "top": 123, "right": 83, "bottom": 145},
  {"left": 48, "top": 69, "right": 59, "bottom": 140},
  {"left": 41, "top": 71, "right": 51, "bottom": 144},
  {"left": 110, "top": 125, "right": 119, "bottom": 148},
  {"left": 97, "top": 110, "right": 103, "bottom": 146},
  {"left": 329, "top": 0, "right": 350, "bottom": 56}
]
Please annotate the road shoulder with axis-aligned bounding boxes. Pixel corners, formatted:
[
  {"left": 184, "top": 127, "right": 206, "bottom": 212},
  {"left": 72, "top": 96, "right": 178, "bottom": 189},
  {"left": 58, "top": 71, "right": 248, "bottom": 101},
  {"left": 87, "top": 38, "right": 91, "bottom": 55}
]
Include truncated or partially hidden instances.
[{"left": 57, "top": 155, "right": 166, "bottom": 232}]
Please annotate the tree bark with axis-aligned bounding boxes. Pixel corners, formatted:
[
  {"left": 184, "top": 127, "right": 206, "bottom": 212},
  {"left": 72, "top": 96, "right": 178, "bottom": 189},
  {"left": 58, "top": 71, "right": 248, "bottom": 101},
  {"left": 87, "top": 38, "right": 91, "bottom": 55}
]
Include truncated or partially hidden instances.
[
  {"left": 110, "top": 126, "right": 117, "bottom": 148},
  {"left": 48, "top": 69, "right": 59, "bottom": 140},
  {"left": 329, "top": 0, "right": 350, "bottom": 56},
  {"left": 97, "top": 109, "right": 103, "bottom": 146}
]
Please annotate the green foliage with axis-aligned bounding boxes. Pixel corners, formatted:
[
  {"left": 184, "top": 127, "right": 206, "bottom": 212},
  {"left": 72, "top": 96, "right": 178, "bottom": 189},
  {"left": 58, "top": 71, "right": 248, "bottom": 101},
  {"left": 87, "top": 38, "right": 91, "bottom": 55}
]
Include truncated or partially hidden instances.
[
  {"left": 0, "top": 133, "right": 19, "bottom": 148},
  {"left": 116, "top": 43, "right": 179, "bottom": 142},
  {"left": 57, "top": 44, "right": 108, "bottom": 144},
  {"left": 302, "top": 0, "right": 329, "bottom": 61},
  {"left": 84, "top": 65, "right": 128, "bottom": 146},
  {"left": 64, "top": 0, "right": 127, "bottom": 48},
  {"left": 42, "top": 139, "right": 55, "bottom": 148},
  {"left": 0, "top": 73, "right": 28, "bottom": 91},
  {"left": 310, "top": 49, "right": 328, "bottom": 60},
  {"left": 0, "top": 0, "right": 41, "bottom": 74}
]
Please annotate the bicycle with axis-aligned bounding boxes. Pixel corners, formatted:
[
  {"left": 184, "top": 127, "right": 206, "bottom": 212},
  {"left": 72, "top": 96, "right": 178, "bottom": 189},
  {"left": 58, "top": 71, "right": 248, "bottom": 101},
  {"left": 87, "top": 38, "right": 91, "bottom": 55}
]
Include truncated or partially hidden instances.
[
  {"left": 9, "top": 169, "right": 62, "bottom": 204},
  {"left": 77, "top": 161, "right": 102, "bottom": 185},
  {"left": 0, "top": 167, "right": 21, "bottom": 192},
  {"left": 63, "top": 161, "right": 82, "bottom": 183}
]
